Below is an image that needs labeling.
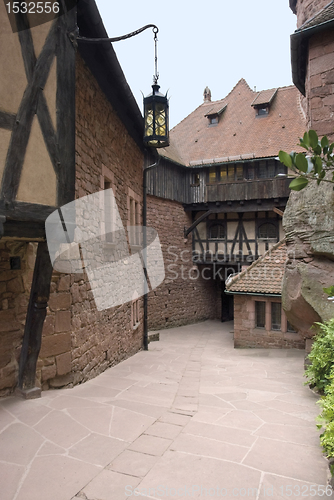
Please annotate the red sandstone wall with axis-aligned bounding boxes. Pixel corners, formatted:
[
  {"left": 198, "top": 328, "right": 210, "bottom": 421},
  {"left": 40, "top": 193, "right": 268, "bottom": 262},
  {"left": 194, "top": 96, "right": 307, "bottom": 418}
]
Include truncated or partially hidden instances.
[
  {"left": 146, "top": 195, "right": 219, "bottom": 329},
  {"left": 295, "top": 0, "right": 330, "bottom": 28},
  {"left": 35, "top": 55, "right": 145, "bottom": 391},
  {"left": 233, "top": 295, "right": 305, "bottom": 349},
  {"left": 0, "top": 242, "right": 36, "bottom": 396},
  {"left": 307, "top": 31, "right": 334, "bottom": 140}
]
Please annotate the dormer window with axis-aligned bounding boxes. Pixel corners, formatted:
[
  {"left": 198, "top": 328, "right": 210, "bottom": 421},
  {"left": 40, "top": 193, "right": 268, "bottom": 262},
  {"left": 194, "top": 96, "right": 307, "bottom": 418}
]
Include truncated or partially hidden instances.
[
  {"left": 257, "top": 106, "right": 268, "bottom": 116},
  {"left": 251, "top": 88, "right": 277, "bottom": 117},
  {"left": 209, "top": 115, "right": 219, "bottom": 126},
  {"left": 205, "top": 104, "right": 227, "bottom": 126}
]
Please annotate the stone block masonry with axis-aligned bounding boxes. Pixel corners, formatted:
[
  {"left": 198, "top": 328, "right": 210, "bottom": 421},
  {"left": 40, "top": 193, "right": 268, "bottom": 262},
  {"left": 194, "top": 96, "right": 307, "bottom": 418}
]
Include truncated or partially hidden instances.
[
  {"left": 308, "top": 30, "right": 334, "bottom": 141},
  {"left": 0, "top": 54, "right": 145, "bottom": 396},
  {"left": 0, "top": 241, "right": 36, "bottom": 397},
  {"left": 146, "top": 195, "right": 219, "bottom": 330},
  {"left": 233, "top": 295, "right": 305, "bottom": 349}
]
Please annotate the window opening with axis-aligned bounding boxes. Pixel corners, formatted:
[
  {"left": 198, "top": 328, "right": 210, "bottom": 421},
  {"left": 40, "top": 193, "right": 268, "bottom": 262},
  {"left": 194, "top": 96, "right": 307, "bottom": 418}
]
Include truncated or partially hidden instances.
[
  {"left": 208, "top": 168, "right": 216, "bottom": 183},
  {"left": 255, "top": 301, "right": 265, "bottom": 328},
  {"left": 271, "top": 302, "right": 281, "bottom": 330},
  {"left": 258, "top": 222, "right": 277, "bottom": 240},
  {"left": 209, "top": 224, "right": 225, "bottom": 240}
]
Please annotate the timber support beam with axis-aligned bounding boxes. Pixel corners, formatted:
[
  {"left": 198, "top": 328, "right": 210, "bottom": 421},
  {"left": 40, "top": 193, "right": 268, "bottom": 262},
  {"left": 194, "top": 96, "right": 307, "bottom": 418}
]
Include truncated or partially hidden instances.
[{"left": 16, "top": 241, "right": 53, "bottom": 399}]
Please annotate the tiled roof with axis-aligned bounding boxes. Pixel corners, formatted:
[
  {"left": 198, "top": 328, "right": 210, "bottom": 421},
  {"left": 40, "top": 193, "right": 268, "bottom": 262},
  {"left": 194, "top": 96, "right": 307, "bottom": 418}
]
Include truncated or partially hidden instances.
[
  {"left": 226, "top": 240, "right": 287, "bottom": 295},
  {"left": 204, "top": 102, "right": 227, "bottom": 117},
  {"left": 251, "top": 88, "right": 277, "bottom": 107},
  {"left": 161, "top": 79, "right": 306, "bottom": 167},
  {"left": 299, "top": 0, "right": 334, "bottom": 30}
]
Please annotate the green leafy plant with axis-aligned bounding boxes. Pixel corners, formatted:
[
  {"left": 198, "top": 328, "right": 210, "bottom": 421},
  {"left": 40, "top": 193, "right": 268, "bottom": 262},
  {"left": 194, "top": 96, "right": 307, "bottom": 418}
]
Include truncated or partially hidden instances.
[
  {"left": 304, "top": 319, "right": 334, "bottom": 392},
  {"left": 279, "top": 130, "right": 334, "bottom": 191},
  {"left": 317, "top": 369, "right": 334, "bottom": 458}
]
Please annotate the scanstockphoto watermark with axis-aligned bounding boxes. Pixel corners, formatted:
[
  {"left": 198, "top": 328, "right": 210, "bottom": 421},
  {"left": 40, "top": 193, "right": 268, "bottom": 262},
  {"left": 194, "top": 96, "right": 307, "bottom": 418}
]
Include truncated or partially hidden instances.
[
  {"left": 166, "top": 246, "right": 292, "bottom": 282},
  {"left": 45, "top": 189, "right": 165, "bottom": 311},
  {"left": 125, "top": 485, "right": 262, "bottom": 498},
  {"left": 4, "top": 0, "right": 77, "bottom": 32},
  {"left": 125, "top": 484, "right": 333, "bottom": 498}
]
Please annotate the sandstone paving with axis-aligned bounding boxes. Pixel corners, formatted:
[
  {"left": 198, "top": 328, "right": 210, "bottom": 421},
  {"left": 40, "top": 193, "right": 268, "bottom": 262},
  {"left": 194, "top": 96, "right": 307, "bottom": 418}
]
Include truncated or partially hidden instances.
[{"left": 0, "top": 320, "right": 332, "bottom": 499}]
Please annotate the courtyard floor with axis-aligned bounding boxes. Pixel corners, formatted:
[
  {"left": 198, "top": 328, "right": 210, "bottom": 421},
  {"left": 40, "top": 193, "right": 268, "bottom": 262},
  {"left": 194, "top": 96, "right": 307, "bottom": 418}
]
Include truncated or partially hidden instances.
[{"left": 0, "top": 320, "right": 332, "bottom": 500}]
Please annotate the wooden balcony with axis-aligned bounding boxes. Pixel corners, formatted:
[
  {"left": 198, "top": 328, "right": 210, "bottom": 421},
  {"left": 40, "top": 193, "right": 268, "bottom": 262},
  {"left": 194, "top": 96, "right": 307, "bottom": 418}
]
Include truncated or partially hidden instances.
[{"left": 204, "top": 177, "right": 291, "bottom": 203}]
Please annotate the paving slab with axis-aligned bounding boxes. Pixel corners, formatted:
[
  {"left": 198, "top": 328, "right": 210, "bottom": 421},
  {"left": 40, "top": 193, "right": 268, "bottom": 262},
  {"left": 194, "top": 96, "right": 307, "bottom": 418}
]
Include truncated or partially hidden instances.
[{"left": 0, "top": 320, "right": 332, "bottom": 499}]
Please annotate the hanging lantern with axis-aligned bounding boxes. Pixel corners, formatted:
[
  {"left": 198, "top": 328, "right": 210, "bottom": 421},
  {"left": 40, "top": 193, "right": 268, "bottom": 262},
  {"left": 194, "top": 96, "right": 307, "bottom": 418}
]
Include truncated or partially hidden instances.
[
  {"left": 144, "top": 84, "right": 169, "bottom": 148},
  {"left": 143, "top": 27, "right": 169, "bottom": 148}
]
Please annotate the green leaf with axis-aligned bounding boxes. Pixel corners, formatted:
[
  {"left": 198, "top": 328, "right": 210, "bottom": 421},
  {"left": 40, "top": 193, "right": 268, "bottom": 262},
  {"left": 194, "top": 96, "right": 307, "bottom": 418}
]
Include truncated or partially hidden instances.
[
  {"left": 303, "top": 132, "right": 310, "bottom": 148},
  {"left": 309, "top": 130, "right": 319, "bottom": 149},
  {"left": 314, "top": 156, "right": 323, "bottom": 174},
  {"left": 278, "top": 150, "right": 292, "bottom": 168},
  {"left": 289, "top": 177, "right": 309, "bottom": 191},
  {"left": 323, "top": 286, "right": 334, "bottom": 296},
  {"left": 295, "top": 153, "right": 308, "bottom": 173},
  {"left": 321, "top": 136, "right": 329, "bottom": 149},
  {"left": 314, "top": 145, "right": 322, "bottom": 155}
]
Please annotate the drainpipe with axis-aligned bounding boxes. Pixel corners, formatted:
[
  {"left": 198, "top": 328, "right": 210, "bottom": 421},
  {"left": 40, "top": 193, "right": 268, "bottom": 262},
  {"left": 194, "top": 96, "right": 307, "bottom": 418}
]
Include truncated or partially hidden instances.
[{"left": 143, "top": 152, "right": 161, "bottom": 350}]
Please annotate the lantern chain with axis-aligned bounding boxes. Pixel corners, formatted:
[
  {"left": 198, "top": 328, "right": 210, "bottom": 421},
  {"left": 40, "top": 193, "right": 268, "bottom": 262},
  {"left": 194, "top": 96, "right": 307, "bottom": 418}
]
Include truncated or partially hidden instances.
[{"left": 153, "top": 27, "right": 159, "bottom": 85}]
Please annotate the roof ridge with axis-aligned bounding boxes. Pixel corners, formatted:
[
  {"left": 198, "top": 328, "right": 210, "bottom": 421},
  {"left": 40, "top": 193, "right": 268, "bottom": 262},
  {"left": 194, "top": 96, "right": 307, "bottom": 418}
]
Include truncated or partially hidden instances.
[{"left": 226, "top": 239, "right": 286, "bottom": 289}]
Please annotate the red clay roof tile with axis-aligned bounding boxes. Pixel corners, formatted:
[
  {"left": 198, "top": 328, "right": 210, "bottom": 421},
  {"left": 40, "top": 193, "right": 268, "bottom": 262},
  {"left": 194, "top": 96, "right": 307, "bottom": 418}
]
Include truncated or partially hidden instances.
[
  {"left": 161, "top": 79, "right": 306, "bottom": 167},
  {"left": 226, "top": 240, "right": 287, "bottom": 295}
]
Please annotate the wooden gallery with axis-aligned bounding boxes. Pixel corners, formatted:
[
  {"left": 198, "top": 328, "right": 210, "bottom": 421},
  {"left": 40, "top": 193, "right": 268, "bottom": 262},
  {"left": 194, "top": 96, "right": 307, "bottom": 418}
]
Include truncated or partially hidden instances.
[{"left": 0, "top": 0, "right": 306, "bottom": 398}]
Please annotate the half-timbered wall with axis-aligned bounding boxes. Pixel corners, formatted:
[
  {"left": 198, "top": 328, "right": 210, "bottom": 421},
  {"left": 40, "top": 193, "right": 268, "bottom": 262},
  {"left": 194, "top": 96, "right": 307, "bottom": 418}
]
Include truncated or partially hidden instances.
[
  {"left": 193, "top": 211, "right": 283, "bottom": 263},
  {"left": 0, "top": 2, "right": 76, "bottom": 238}
]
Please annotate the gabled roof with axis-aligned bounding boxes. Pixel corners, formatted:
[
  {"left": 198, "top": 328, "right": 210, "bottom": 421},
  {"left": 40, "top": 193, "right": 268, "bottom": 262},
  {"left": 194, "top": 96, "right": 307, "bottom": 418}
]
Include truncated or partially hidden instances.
[
  {"left": 160, "top": 79, "right": 305, "bottom": 167},
  {"left": 226, "top": 240, "right": 287, "bottom": 295},
  {"left": 251, "top": 88, "right": 277, "bottom": 107}
]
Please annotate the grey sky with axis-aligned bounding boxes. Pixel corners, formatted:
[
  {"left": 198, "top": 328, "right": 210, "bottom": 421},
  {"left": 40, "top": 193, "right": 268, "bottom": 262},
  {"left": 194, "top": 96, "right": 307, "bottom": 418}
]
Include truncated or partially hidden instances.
[{"left": 95, "top": 1, "right": 298, "bottom": 129}]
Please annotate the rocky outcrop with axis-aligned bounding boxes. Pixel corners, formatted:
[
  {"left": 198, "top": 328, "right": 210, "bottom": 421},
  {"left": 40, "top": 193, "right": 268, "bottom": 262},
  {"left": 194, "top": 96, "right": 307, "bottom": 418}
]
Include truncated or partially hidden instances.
[{"left": 282, "top": 181, "right": 334, "bottom": 338}]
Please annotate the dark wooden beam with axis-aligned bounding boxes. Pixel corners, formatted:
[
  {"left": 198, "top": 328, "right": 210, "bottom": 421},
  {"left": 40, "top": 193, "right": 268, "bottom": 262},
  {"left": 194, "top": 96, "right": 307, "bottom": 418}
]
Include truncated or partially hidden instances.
[
  {"left": 184, "top": 199, "right": 288, "bottom": 214},
  {"left": 56, "top": 3, "right": 76, "bottom": 206},
  {"left": 0, "top": 201, "right": 55, "bottom": 223},
  {"left": 184, "top": 209, "right": 213, "bottom": 237},
  {"left": 16, "top": 241, "right": 53, "bottom": 398}
]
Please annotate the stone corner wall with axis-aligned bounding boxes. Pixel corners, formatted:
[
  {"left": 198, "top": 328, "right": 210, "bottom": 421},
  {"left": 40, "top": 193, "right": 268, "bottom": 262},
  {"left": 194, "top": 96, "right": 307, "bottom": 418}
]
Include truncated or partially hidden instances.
[
  {"left": 0, "top": 241, "right": 36, "bottom": 397},
  {"left": 233, "top": 295, "right": 305, "bottom": 349},
  {"left": 147, "top": 195, "right": 220, "bottom": 330}
]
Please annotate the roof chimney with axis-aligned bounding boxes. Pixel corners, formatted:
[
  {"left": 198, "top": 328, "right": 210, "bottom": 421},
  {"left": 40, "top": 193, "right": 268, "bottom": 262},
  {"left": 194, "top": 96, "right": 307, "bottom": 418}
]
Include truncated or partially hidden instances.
[{"left": 204, "top": 86, "right": 211, "bottom": 102}]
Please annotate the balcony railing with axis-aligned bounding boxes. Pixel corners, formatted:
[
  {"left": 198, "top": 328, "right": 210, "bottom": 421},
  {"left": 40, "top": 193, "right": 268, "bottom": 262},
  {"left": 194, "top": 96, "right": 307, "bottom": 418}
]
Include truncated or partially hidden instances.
[{"left": 204, "top": 177, "right": 291, "bottom": 203}]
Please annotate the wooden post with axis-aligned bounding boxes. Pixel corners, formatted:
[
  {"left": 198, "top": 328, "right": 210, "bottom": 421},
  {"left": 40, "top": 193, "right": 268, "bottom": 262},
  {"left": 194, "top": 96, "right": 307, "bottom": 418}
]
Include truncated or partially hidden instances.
[{"left": 16, "top": 241, "right": 53, "bottom": 399}]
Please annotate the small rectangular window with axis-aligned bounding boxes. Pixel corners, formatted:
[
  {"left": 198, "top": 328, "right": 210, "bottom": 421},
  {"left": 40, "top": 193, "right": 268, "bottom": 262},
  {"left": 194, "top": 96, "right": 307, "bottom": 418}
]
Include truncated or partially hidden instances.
[
  {"left": 246, "top": 165, "right": 255, "bottom": 180},
  {"left": 271, "top": 302, "right": 281, "bottom": 331},
  {"left": 258, "top": 162, "right": 267, "bottom": 179},
  {"left": 227, "top": 165, "right": 235, "bottom": 182},
  {"left": 192, "top": 173, "right": 200, "bottom": 186},
  {"left": 131, "top": 298, "right": 140, "bottom": 328},
  {"left": 236, "top": 165, "right": 244, "bottom": 181},
  {"left": 208, "top": 168, "right": 216, "bottom": 183},
  {"left": 220, "top": 166, "right": 227, "bottom": 182},
  {"left": 255, "top": 301, "right": 265, "bottom": 328},
  {"left": 104, "top": 180, "right": 114, "bottom": 243}
]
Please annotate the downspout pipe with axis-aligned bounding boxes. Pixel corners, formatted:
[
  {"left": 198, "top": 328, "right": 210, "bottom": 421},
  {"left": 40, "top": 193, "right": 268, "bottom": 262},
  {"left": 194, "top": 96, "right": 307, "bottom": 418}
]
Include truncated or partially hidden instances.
[{"left": 143, "top": 152, "right": 161, "bottom": 350}]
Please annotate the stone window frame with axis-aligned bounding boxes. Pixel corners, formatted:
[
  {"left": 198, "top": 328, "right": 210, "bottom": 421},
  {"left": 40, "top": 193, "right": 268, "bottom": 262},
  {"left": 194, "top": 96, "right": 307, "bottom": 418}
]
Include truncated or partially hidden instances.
[
  {"left": 100, "top": 165, "right": 116, "bottom": 245},
  {"left": 131, "top": 296, "right": 140, "bottom": 330},
  {"left": 252, "top": 297, "right": 292, "bottom": 334},
  {"left": 127, "top": 188, "right": 142, "bottom": 251}
]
